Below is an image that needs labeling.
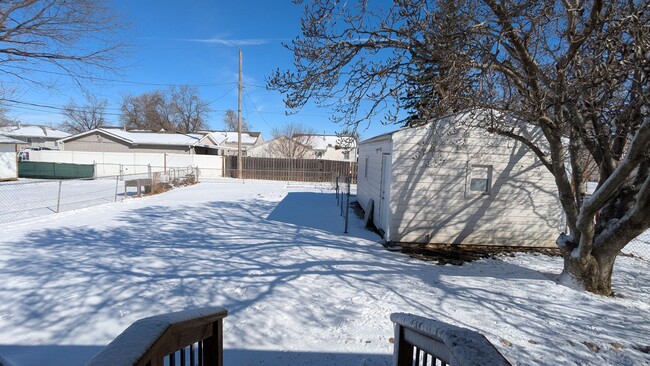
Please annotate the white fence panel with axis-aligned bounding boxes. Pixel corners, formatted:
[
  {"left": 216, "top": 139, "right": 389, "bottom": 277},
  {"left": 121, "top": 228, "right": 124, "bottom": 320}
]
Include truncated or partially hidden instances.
[
  {"left": 193, "top": 155, "right": 223, "bottom": 179},
  {"left": 26, "top": 151, "right": 223, "bottom": 179}
]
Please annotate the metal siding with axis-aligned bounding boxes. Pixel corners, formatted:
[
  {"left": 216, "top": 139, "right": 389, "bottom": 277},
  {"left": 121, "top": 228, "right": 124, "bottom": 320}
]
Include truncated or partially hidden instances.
[
  {"left": 357, "top": 137, "right": 392, "bottom": 234},
  {"left": 388, "top": 122, "right": 562, "bottom": 247}
]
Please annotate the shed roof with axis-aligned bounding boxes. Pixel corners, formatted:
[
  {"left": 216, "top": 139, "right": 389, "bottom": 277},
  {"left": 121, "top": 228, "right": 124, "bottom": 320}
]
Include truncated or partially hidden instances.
[{"left": 358, "top": 110, "right": 505, "bottom": 145}]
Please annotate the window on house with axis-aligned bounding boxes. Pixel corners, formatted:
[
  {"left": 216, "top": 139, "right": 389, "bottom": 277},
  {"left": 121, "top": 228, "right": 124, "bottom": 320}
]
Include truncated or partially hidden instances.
[
  {"left": 469, "top": 165, "right": 492, "bottom": 194},
  {"left": 316, "top": 151, "right": 323, "bottom": 158},
  {"left": 343, "top": 151, "right": 350, "bottom": 160}
]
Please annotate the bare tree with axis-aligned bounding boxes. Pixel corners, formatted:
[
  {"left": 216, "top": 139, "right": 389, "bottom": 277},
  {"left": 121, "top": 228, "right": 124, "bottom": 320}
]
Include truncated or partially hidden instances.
[
  {"left": 121, "top": 87, "right": 212, "bottom": 133},
  {"left": 169, "top": 85, "right": 211, "bottom": 132},
  {"left": 269, "top": 0, "right": 650, "bottom": 295},
  {"left": 268, "top": 122, "right": 317, "bottom": 159},
  {"left": 0, "top": 0, "right": 126, "bottom": 94},
  {"left": 59, "top": 96, "right": 107, "bottom": 134},
  {"left": 120, "top": 91, "right": 172, "bottom": 131},
  {"left": 0, "top": 105, "right": 13, "bottom": 127},
  {"left": 223, "top": 109, "right": 252, "bottom": 131}
]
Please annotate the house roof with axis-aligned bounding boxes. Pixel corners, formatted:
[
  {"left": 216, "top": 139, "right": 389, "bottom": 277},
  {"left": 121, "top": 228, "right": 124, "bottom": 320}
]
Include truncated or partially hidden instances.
[
  {"left": 294, "top": 134, "right": 357, "bottom": 150},
  {"left": 204, "top": 131, "right": 261, "bottom": 145},
  {"left": 0, "top": 135, "right": 23, "bottom": 144},
  {"left": 0, "top": 125, "right": 70, "bottom": 139},
  {"left": 59, "top": 128, "right": 218, "bottom": 147}
]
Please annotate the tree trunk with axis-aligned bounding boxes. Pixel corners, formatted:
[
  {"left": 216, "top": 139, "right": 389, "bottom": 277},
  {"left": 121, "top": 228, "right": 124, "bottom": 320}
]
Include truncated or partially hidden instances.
[{"left": 559, "top": 247, "right": 617, "bottom": 296}]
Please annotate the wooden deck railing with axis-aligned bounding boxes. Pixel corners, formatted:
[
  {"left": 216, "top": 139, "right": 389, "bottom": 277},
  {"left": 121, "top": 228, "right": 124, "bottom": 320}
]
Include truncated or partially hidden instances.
[
  {"left": 86, "top": 306, "right": 228, "bottom": 366},
  {"left": 391, "top": 313, "right": 511, "bottom": 366}
]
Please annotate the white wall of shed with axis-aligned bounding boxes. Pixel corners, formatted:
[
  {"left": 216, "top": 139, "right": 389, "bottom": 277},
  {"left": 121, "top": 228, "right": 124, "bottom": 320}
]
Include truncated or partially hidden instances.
[
  {"left": 357, "top": 137, "right": 392, "bottom": 235},
  {"left": 388, "top": 122, "right": 562, "bottom": 247}
]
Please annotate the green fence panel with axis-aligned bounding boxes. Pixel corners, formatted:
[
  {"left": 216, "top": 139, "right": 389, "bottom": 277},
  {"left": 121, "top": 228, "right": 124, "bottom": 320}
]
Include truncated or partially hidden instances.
[{"left": 19, "top": 162, "right": 94, "bottom": 179}]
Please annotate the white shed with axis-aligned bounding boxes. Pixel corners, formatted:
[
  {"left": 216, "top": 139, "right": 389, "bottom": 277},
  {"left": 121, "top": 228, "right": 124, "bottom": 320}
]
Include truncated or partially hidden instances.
[
  {"left": 357, "top": 112, "right": 563, "bottom": 247},
  {"left": 0, "top": 136, "right": 20, "bottom": 181}
]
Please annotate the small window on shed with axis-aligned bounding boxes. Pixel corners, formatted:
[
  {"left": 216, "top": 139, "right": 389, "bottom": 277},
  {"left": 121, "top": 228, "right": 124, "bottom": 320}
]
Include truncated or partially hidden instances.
[
  {"left": 343, "top": 151, "right": 350, "bottom": 160},
  {"left": 469, "top": 165, "right": 492, "bottom": 194}
]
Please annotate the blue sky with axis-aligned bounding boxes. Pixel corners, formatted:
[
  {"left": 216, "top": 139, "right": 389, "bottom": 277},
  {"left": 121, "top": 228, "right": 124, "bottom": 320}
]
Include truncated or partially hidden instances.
[{"left": 5, "top": 0, "right": 397, "bottom": 140}]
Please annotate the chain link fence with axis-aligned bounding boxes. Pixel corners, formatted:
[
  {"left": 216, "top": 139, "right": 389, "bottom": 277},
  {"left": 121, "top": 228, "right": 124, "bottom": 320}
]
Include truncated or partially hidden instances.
[
  {"left": 623, "top": 230, "right": 650, "bottom": 261},
  {"left": 334, "top": 174, "right": 354, "bottom": 234},
  {"left": 0, "top": 166, "right": 199, "bottom": 225}
]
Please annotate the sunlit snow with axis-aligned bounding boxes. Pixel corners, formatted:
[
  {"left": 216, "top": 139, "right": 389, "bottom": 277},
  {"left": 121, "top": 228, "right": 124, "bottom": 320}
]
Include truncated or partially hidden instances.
[{"left": 0, "top": 180, "right": 648, "bottom": 365}]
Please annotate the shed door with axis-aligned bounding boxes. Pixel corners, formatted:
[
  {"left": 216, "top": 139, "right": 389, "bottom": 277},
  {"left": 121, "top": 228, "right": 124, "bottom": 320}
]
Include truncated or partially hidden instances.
[{"left": 378, "top": 153, "right": 392, "bottom": 239}]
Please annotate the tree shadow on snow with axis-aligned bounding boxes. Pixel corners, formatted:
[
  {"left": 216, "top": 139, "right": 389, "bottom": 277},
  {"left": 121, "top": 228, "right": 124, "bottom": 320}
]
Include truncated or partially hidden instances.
[{"left": 0, "top": 186, "right": 646, "bottom": 365}]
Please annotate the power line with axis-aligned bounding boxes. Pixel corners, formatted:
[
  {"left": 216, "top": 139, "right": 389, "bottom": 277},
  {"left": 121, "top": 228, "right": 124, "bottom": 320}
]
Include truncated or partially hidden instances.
[
  {"left": 1, "top": 64, "right": 239, "bottom": 88},
  {"left": 243, "top": 89, "right": 273, "bottom": 130},
  {"left": 3, "top": 96, "right": 332, "bottom": 121}
]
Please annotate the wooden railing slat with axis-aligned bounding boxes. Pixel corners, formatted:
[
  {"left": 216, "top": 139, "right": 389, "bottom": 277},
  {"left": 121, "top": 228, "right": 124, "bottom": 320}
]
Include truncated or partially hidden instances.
[
  {"left": 86, "top": 307, "right": 227, "bottom": 366},
  {"left": 391, "top": 313, "right": 511, "bottom": 366}
]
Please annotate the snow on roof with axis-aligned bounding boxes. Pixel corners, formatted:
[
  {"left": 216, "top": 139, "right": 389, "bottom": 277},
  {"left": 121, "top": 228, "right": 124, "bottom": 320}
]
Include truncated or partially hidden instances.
[
  {"left": 0, "top": 135, "right": 23, "bottom": 144},
  {"left": 104, "top": 129, "right": 207, "bottom": 145},
  {"left": 297, "top": 134, "right": 357, "bottom": 150},
  {"left": 62, "top": 128, "right": 210, "bottom": 146},
  {"left": 207, "top": 131, "right": 259, "bottom": 145},
  {"left": 0, "top": 125, "right": 70, "bottom": 139}
]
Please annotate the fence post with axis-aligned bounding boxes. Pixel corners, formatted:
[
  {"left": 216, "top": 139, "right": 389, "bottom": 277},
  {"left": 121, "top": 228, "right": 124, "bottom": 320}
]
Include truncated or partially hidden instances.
[
  {"left": 336, "top": 175, "right": 339, "bottom": 203},
  {"left": 148, "top": 164, "right": 152, "bottom": 179},
  {"left": 115, "top": 175, "right": 119, "bottom": 202},
  {"left": 340, "top": 184, "right": 344, "bottom": 216},
  {"left": 345, "top": 174, "right": 351, "bottom": 234},
  {"left": 56, "top": 180, "right": 63, "bottom": 213}
]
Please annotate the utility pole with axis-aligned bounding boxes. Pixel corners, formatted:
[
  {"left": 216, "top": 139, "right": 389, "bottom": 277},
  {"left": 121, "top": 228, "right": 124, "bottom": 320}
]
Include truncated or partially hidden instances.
[{"left": 237, "top": 49, "right": 243, "bottom": 179}]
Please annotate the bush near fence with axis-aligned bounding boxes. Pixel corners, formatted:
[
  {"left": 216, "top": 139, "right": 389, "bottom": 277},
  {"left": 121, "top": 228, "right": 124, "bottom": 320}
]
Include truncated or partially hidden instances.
[{"left": 224, "top": 156, "right": 357, "bottom": 183}]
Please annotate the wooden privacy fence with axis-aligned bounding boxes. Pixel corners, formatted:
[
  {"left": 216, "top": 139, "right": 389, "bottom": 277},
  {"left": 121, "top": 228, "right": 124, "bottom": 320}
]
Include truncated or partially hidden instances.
[{"left": 223, "top": 156, "right": 357, "bottom": 183}]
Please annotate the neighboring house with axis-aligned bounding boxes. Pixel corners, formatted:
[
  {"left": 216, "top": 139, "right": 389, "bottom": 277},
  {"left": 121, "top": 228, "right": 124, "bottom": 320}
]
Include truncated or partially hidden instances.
[
  {"left": 357, "top": 112, "right": 563, "bottom": 248},
  {"left": 203, "top": 131, "right": 264, "bottom": 156},
  {"left": 247, "top": 136, "right": 317, "bottom": 159},
  {"left": 0, "top": 135, "right": 21, "bottom": 181},
  {"left": 0, "top": 124, "right": 70, "bottom": 149},
  {"left": 304, "top": 134, "right": 357, "bottom": 162},
  {"left": 248, "top": 134, "right": 357, "bottom": 161},
  {"left": 58, "top": 127, "right": 221, "bottom": 155}
]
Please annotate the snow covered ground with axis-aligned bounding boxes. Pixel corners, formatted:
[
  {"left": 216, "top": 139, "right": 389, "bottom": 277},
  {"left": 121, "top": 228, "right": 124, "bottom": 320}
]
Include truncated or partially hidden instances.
[{"left": 0, "top": 180, "right": 648, "bottom": 366}]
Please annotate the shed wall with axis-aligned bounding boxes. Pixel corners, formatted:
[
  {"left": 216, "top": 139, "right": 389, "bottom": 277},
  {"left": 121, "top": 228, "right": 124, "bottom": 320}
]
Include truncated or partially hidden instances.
[
  {"left": 357, "top": 137, "right": 392, "bottom": 230},
  {"left": 387, "top": 123, "right": 562, "bottom": 247}
]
